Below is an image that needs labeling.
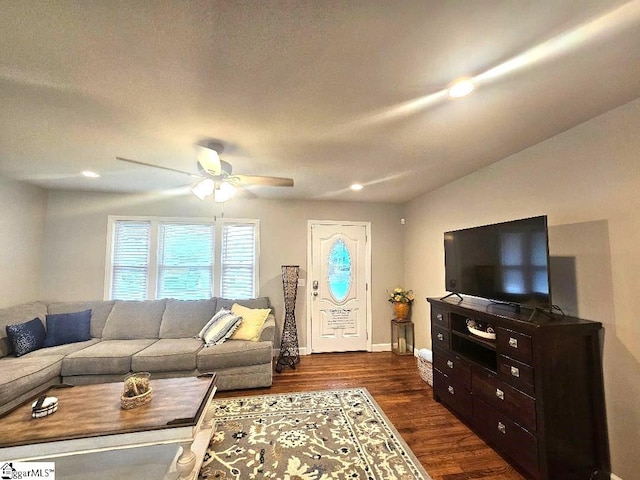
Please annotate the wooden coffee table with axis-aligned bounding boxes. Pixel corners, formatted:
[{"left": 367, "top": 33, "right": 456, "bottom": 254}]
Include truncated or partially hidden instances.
[{"left": 0, "top": 374, "right": 217, "bottom": 479}]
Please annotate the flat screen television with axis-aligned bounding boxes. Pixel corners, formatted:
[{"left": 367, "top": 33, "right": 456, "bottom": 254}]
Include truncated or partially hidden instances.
[{"left": 444, "top": 215, "right": 552, "bottom": 309}]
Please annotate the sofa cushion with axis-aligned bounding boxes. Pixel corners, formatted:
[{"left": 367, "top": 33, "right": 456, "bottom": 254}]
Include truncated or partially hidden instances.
[
  {"left": 159, "top": 298, "right": 217, "bottom": 339},
  {"left": 0, "top": 355, "right": 64, "bottom": 407},
  {"left": 0, "top": 302, "right": 47, "bottom": 357},
  {"left": 62, "top": 339, "right": 157, "bottom": 376},
  {"left": 6, "top": 317, "right": 47, "bottom": 357},
  {"left": 44, "top": 309, "right": 92, "bottom": 347},
  {"left": 47, "top": 301, "right": 115, "bottom": 338},
  {"left": 197, "top": 340, "right": 272, "bottom": 371},
  {"left": 216, "top": 297, "right": 271, "bottom": 311},
  {"left": 101, "top": 300, "right": 167, "bottom": 340},
  {"left": 24, "top": 338, "right": 102, "bottom": 358},
  {"left": 132, "top": 338, "right": 204, "bottom": 372},
  {"left": 230, "top": 304, "right": 271, "bottom": 341}
]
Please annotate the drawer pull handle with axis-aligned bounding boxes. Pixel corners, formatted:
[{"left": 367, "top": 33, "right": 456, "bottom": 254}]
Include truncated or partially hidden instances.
[
  {"left": 508, "top": 337, "right": 518, "bottom": 348},
  {"left": 437, "top": 333, "right": 444, "bottom": 341},
  {"left": 436, "top": 313, "right": 443, "bottom": 321},
  {"left": 510, "top": 366, "right": 520, "bottom": 378},
  {"left": 446, "top": 360, "right": 454, "bottom": 369},
  {"left": 497, "top": 422, "right": 506, "bottom": 434},
  {"left": 447, "top": 385, "right": 455, "bottom": 395},
  {"left": 496, "top": 388, "right": 504, "bottom": 400}
]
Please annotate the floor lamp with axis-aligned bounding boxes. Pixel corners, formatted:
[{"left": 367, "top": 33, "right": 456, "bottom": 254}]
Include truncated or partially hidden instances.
[{"left": 275, "top": 265, "right": 300, "bottom": 373}]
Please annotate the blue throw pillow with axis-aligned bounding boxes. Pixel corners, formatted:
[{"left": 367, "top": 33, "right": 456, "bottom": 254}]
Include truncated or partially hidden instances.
[
  {"left": 43, "top": 309, "right": 92, "bottom": 347},
  {"left": 6, "top": 317, "right": 46, "bottom": 357}
]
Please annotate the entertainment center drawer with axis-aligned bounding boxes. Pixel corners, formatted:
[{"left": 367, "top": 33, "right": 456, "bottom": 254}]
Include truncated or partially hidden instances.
[
  {"left": 497, "top": 327, "right": 533, "bottom": 365},
  {"left": 431, "top": 308, "right": 449, "bottom": 329},
  {"left": 432, "top": 325, "right": 450, "bottom": 349},
  {"left": 473, "top": 397, "right": 540, "bottom": 479},
  {"left": 498, "top": 355, "right": 535, "bottom": 396},
  {"left": 472, "top": 367, "right": 537, "bottom": 432},
  {"left": 434, "top": 369, "right": 471, "bottom": 419},
  {"left": 433, "top": 347, "right": 471, "bottom": 389}
]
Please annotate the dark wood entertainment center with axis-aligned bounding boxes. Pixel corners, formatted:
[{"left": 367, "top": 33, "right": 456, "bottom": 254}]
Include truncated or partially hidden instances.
[{"left": 428, "top": 296, "right": 610, "bottom": 480}]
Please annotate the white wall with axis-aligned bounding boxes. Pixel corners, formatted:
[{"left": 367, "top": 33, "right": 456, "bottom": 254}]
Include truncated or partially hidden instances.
[
  {"left": 404, "top": 98, "right": 640, "bottom": 479},
  {"left": 41, "top": 193, "right": 405, "bottom": 348},
  {"left": 0, "top": 177, "right": 47, "bottom": 308}
]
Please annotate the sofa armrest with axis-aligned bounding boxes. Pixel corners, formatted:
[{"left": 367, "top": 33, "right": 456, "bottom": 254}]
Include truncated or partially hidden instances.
[{"left": 258, "top": 314, "right": 276, "bottom": 343}]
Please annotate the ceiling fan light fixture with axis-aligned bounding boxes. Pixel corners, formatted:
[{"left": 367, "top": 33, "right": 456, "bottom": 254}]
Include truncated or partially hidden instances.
[
  {"left": 192, "top": 178, "right": 215, "bottom": 200},
  {"left": 196, "top": 146, "right": 222, "bottom": 174},
  {"left": 214, "top": 182, "right": 237, "bottom": 203}
]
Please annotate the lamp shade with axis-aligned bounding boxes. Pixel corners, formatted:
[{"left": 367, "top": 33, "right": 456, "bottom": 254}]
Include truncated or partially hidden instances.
[
  {"left": 192, "top": 179, "right": 215, "bottom": 200},
  {"left": 214, "top": 182, "right": 237, "bottom": 202}
]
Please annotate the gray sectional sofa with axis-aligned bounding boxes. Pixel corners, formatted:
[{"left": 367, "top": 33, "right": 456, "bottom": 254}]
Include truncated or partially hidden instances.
[{"left": 0, "top": 297, "right": 275, "bottom": 416}]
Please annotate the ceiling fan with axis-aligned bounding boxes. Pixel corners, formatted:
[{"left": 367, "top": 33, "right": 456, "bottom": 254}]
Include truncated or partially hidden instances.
[{"left": 116, "top": 141, "right": 294, "bottom": 202}]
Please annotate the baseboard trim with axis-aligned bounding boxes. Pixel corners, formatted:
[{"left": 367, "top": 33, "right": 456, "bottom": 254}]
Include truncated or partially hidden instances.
[
  {"left": 611, "top": 473, "right": 623, "bottom": 480},
  {"left": 372, "top": 343, "right": 391, "bottom": 352},
  {"left": 277, "top": 345, "right": 393, "bottom": 356}
]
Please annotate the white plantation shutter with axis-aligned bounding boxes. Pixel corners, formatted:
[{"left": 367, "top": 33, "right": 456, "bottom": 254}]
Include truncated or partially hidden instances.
[
  {"left": 111, "top": 221, "right": 150, "bottom": 300},
  {"left": 157, "top": 223, "right": 214, "bottom": 300},
  {"left": 107, "top": 217, "right": 258, "bottom": 300},
  {"left": 221, "top": 222, "right": 257, "bottom": 299}
]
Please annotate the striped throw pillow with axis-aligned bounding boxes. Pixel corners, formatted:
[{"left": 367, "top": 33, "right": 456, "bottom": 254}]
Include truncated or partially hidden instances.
[
  {"left": 196, "top": 308, "right": 232, "bottom": 339},
  {"left": 202, "top": 313, "right": 243, "bottom": 346}
]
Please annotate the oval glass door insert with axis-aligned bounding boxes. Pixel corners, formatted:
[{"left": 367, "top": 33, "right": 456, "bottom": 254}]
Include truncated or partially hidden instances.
[{"left": 328, "top": 238, "right": 352, "bottom": 302}]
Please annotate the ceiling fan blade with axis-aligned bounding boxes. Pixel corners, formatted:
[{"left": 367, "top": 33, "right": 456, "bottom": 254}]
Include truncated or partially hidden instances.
[
  {"left": 116, "top": 157, "right": 201, "bottom": 178},
  {"left": 234, "top": 174, "right": 294, "bottom": 187}
]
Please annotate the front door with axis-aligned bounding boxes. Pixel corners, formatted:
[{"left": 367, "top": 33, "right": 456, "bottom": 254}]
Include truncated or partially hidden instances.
[{"left": 308, "top": 222, "right": 370, "bottom": 353}]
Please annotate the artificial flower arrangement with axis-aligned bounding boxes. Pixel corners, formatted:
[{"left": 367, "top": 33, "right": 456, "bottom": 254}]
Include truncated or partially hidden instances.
[{"left": 388, "top": 287, "right": 415, "bottom": 304}]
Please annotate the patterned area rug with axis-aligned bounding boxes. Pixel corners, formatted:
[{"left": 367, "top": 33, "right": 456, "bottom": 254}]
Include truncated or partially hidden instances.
[{"left": 198, "top": 388, "right": 432, "bottom": 480}]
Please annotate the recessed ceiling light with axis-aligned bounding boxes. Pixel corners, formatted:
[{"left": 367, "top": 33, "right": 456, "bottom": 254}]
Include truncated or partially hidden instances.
[
  {"left": 81, "top": 170, "right": 100, "bottom": 178},
  {"left": 350, "top": 183, "right": 364, "bottom": 191},
  {"left": 448, "top": 79, "right": 474, "bottom": 98}
]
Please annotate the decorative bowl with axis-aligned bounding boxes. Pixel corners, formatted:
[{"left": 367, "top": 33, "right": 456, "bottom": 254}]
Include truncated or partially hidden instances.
[
  {"left": 121, "top": 387, "right": 153, "bottom": 410},
  {"left": 467, "top": 325, "right": 496, "bottom": 340},
  {"left": 121, "top": 372, "right": 152, "bottom": 410},
  {"left": 31, "top": 396, "right": 58, "bottom": 418}
]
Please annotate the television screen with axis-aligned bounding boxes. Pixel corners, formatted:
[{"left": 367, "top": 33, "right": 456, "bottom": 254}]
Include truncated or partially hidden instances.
[{"left": 444, "top": 216, "right": 551, "bottom": 309}]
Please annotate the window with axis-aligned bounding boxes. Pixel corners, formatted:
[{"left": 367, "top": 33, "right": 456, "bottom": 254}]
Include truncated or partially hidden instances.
[
  {"left": 111, "top": 221, "right": 150, "bottom": 301},
  {"left": 221, "top": 223, "right": 257, "bottom": 299},
  {"left": 157, "top": 223, "right": 214, "bottom": 300},
  {"left": 106, "top": 217, "right": 259, "bottom": 300}
]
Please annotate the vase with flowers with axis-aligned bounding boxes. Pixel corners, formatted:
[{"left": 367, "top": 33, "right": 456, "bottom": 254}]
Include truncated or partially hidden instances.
[{"left": 388, "top": 287, "right": 415, "bottom": 320}]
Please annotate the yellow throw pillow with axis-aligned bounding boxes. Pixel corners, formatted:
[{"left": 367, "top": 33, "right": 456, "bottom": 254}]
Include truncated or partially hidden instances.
[{"left": 230, "top": 303, "right": 270, "bottom": 341}]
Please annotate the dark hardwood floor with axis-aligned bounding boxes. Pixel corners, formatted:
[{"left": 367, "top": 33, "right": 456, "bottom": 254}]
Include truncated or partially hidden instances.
[{"left": 216, "top": 351, "right": 526, "bottom": 480}]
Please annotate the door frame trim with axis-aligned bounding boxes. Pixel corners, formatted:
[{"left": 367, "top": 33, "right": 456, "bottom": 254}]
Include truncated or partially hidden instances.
[{"left": 306, "top": 220, "right": 372, "bottom": 353}]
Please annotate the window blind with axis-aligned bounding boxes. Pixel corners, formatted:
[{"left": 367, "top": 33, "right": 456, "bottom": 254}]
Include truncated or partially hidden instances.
[
  {"left": 221, "top": 223, "right": 256, "bottom": 299},
  {"left": 111, "top": 221, "right": 150, "bottom": 300},
  {"left": 108, "top": 217, "right": 257, "bottom": 301},
  {"left": 157, "top": 223, "right": 214, "bottom": 300}
]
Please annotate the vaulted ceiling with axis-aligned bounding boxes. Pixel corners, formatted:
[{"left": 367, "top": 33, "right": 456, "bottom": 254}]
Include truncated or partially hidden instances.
[{"left": 1, "top": 1, "right": 640, "bottom": 203}]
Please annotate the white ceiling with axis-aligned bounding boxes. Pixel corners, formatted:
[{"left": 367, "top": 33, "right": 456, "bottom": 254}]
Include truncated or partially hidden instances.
[{"left": 1, "top": 1, "right": 640, "bottom": 203}]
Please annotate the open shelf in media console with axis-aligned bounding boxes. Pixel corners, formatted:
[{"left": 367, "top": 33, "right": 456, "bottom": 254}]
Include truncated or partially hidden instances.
[
  {"left": 451, "top": 329, "right": 496, "bottom": 350},
  {"left": 450, "top": 330, "right": 497, "bottom": 372}
]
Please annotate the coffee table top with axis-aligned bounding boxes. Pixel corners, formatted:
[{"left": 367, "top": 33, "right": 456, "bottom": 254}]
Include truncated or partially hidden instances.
[{"left": 0, "top": 374, "right": 217, "bottom": 451}]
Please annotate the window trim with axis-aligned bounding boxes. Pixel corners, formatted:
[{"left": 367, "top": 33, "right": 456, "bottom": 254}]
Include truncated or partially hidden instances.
[{"left": 104, "top": 215, "right": 260, "bottom": 300}]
